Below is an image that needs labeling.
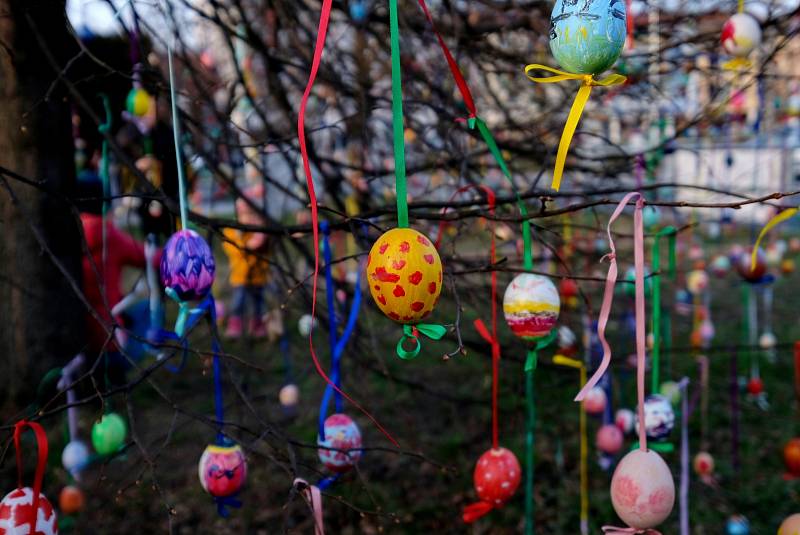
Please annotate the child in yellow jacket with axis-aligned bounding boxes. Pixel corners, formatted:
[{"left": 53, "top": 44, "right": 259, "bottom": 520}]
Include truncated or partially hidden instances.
[{"left": 222, "top": 186, "right": 270, "bottom": 338}]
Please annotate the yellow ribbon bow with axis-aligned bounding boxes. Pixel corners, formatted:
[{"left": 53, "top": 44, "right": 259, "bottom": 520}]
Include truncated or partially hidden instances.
[{"left": 525, "top": 64, "right": 627, "bottom": 191}]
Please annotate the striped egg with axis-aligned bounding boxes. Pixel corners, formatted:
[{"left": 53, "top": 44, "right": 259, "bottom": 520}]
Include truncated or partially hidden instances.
[{"left": 503, "top": 274, "right": 560, "bottom": 341}]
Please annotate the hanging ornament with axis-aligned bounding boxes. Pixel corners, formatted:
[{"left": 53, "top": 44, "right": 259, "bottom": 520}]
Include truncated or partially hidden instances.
[
  {"left": 635, "top": 395, "right": 675, "bottom": 440},
  {"left": 160, "top": 229, "right": 216, "bottom": 301},
  {"left": 686, "top": 270, "right": 709, "bottom": 295},
  {"left": 779, "top": 514, "right": 800, "bottom": 534},
  {"left": 58, "top": 485, "right": 85, "bottom": 515},
  {"left": 126, "top": 87, "right": 152, "bottom": 118},
  {"left": 782, "top": 258, "right": 796, "bottom": 275},
  {"left": 61, "top": 440, "right": 89, "bottom": 476},
  {"left": 759, "top": 332, "right": 777, "bottom": 349},
  {"left": 784, "top": 438, "right": 800, "bottom": 478},
  {"left": 726, "top": 515, "right": 750, "bottom": 535},
  {"left": 659, "top": 381, "right": 681, "bottom": 406},
  {"left": 609, "top": 449, "right": 675, "bottom": 531},
  {"left": 366, "top": 228, "right": 442, "bottom": 324},
  {"left": 746, "top": 377, "right": 764, "bottom": 396},
  {"left": 642, "top": 206, "right": 661, "bottom": 229},
  {"left": 279, "top": 383, "right": 300, "bottom": 408},
  {"left": 584, "top": 386, "right": 608, "bottom": 415},
  {"left": 737, "top": 248, "right": 766, "bottom": 282},
  {"left": 559, "top": 278, "right": 579, "bottom": 308},
  {"left": 557, "top": 325, "right": 578, "bottom": 356},
  {"left": 623, "top": 266, "right": 652, "bottom": 298},
  {"left": 298, "top": 314, "right": 316, "bottom": 337},
  {"left": 711, "top": 255, "right": 731, "bottom": 277},
  {"left": 615, "top": 409, "right": 635, "bottom": 435},
  {"left": 692, "top": 452, "right": 715, "bottom": 477},
  {"left": 721, "top": 12, "right": 762, "bottom": 69},
  {"left": 198, "top": 441, "right": 247, "bottom": 498},
  {"left": 318, "top": 414, "right": 362, "bottom": 473},
  {"left": 596, "top": 424, "right": 624, "bottom": 455},
  {"left": 91, "top": 413, "right": 127, "bottom": 456},
  {"left": 503, "top": 274, "right": 560, "bottom": 342},
  {"left": 463, "top": 448, "right": 522, "bottom": 523},
  {"left": 0, "top": 421, "right": 58, "bottom": 535}
]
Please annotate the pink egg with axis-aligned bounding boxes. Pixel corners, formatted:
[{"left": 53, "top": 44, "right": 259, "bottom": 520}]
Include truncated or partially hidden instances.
[
  {"left": 610, "top": 449, "right": 675, "bottom": 529},
  {"left": 779, "top": 513, "right": 800, "bottom": 534},
  {"left": 318, "top": 414, "right": 362, "bottom": 473},
  {"left": 597, "top": 424, "right": 624, "bottom": 454},
  {"left": 583, "top": 387, "right": 607, "bottom": 415},
  {"left": 615, "top": 409, "right": 635, "bottom": 435}
]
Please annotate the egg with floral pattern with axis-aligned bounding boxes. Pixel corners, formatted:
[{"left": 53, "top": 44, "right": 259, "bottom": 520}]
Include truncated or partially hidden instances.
[
  {"left": 610, "top": 449, "right": 675, "bottom": 530},
  {"left": 198, "top": 442, "right": 247, "bottom": 497},
  {"left": 503, "top": 274, "right": 560, "bottom": 341},
  {"left": 367, "top": 228, "right": 442, "bottom": 324},
  {"left": 160, "top": 229, "right": 216, "bottom": 301},
  {"left": 0, "top": 487, "right": 58, "bottom": 535},
  {"left": 473, "top": 448, "right": 521, "bottom": 507},
  {"left": 549, "top": 0, "right": 627, "bottom": 75},
  {"left": 318, "top": 414, "right": 363, "bottom": 473}
]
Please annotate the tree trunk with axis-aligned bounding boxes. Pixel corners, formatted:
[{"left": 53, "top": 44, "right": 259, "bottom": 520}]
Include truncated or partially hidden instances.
[{"left": 0, "top": 0, "right": 83, "bottom": 411}]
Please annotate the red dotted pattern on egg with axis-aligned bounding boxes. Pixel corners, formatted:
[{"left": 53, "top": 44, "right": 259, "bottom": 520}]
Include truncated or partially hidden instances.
[{"left": 473, "top": 448, "right": 521, "bottom": 506}]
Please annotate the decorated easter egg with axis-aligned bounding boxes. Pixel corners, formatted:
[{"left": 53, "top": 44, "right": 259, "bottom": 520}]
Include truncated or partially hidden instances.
[
  {"left": 0, "top": 487, "right": 58, "bottom": 535},
  {"left": 623, "top": 266, "right": 652, "bottom": 298},
  {"left": 198, "top": 442, "right": 247, "bottom": 497},
  {"left": 784, "top": 438, "right": 800, "bottom": 476},
  {"left": 674, "top": 289, "right": 692, "bottom": 316},
  {"left": 736, "top": 248, "right": 766, "bottom": 282},
  {"left": 549, "top": 0, "right": 626, "bottom": 75},
  {"left": 559, "top": 278, "right": 579, "bottom": 302},
  {"left": 558, "top": 325, "right": 578, "bottom": 356},
  {"left": 298, "top": 314, "right": 316, "bottom": 336},
  {"left": 318, "top": 414, "right": 362, "bottom": 473},
  {"left": 473, "top": 448, "right": 521, "bottom": 506},
  {"left": 583, "top": 387, "right": 607, "bottom": 415},
  {"left": 597, "top": 424, "right": 624, "bottom": 454},
  {"left": 503, "top": 274, "right": 560, "bottom": 341},
  {"left": 686, "top": 270, "right": 709, "bottom": 295},
  {"left": 58, "top": 485, "right": 85, "bottom": 515},
  {"left": 693, "top": 452, "right": 715, "bottom": 476},
  {"left": 642, "top": 206, "right": 661, "bottom": 229},
  {"left": 688, "top": 244, "right": 705, "bottom": 262},
  {"left": 722, "top": 13, "right": 762, "bottom": 58},
  {"left": 279, "top": 384, "right": 300, "bottom": 408},
  {"left": 367, "top": 228, "right": 442, "bottom": 324},
  {"left": 610, "top": 449, "right": 674, "bottom": 529},
  {"left": 160, "top": 229, "right": 216, "bottom": 301},
  {"left": 126, "top": 88, "right": 151, "bottom": 117},
  {"left": 759, "top": 332, "right": 777, "bottom": 349},
  {"left": 746, "top": 377, "right": 764, "bottom": 396},
  {"left": 711, "top": 255, "right": 731, "bottom": 276},
  {"left": 615, "top": 408, "right": 635, "bottom": 435},
  {"left": 779, "top": 514, "right": 800, "bottom": 535},
  {"left": 61, "top": 440, "right": 89, "bottom": 475},
  {"left": 782, "top": 258, "right": 796, "bottom": 275},
  {"left": 635, "top": 395, "right": 675, "bottom": 440},
  {"left": 726, "top": 515, "right": 750, "bottom": 535},
  {"left": 91, "top": 413, "right": 127, "bottom": 456},
  {"left": 659, "top": 381, "right": 681, "bottom": 406}
]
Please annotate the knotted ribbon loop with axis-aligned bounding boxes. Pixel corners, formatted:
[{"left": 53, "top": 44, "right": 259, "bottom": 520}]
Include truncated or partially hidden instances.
[
  {"left": 462, "top": 501, "right": 496, "bottom": 524},
  {"left": 396, "top": 324, "right": 447, "bottom": 360},
  {"left": 575, "top": 193, "right": 643, "bottom": 402},
  {"left": 294, "top": 478, "right": 325, "bottom": 535},
  {"left": 13, "top": 420, "right": 49, "bottom": 533},
  {"left": 524, "top": 64, "right": 627, "bottom": 191},
  {"left": 752, "top": 207, "right": 799, "bottom": 271},
  {"left": 602, "top": 527, "right": 662, "bottom": 535},
  {"left": 525, "top": 329, "right": 559, "bottom": 373}
]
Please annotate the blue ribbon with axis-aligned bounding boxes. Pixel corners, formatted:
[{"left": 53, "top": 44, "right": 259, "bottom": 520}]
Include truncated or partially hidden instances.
[
  {"left": 152, "top": 294, "right": 213, "bottom": 372},
  {"left": 317, "top": 221, "right": 364, "bottom": 438},
  {"left": 214, "top": 494, "right": 242, "bottom": 518}
]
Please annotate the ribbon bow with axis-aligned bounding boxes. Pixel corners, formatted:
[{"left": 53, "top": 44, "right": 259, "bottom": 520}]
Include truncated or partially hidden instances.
[
  {"left": 462, "top": 501, "right": 497, "bottom": 524},
  {"left": 396, "top": 323, "right": 447, "bottom": 360},
  {"left": 525, "top": 329, "right": 559, "bottom": 372},
  {"left": 524, "top": 64, "right": 627, "bottom": 191},
  {"left": 602, "top": 527, "right": 662, "bottom": 535}
]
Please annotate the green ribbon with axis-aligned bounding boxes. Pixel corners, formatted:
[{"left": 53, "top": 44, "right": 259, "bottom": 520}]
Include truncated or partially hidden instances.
[
  {"left": 524, "top": 329, "right": 558, "bottom": 373},
  {"left": 651, "top": 226, "right": 677, "bottom": 392},
  {"left": 388, "top": 0, "right": 408, "bottom": 229},
  {"left": 98, "top": 94, "right": 112, "bottom": 216},
  {"left": 631, "top": 440, "right": 674, "bottom": 453},
  {"left": 165, "top": 287, "right": 191, "bottom": 337},
  {"left": 395, "top": 323, "right": 447, "bottom": 360}
]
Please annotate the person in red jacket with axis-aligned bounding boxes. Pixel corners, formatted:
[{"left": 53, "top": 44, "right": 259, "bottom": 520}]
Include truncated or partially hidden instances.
[{"left": 76, "top": 174, "right": 161, "bottom": 362}]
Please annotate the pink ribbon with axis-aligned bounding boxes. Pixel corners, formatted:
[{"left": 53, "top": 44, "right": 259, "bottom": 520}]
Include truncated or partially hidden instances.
[
  {"left": 294, "top": 478, "right": 324, "bottom": 535},
  {"left": 602, "top": 527, "right": 662, "bottom": 535}
]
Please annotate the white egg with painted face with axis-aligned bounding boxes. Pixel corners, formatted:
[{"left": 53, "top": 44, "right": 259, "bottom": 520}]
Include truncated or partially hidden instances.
[{"left": 635, "top": 395, "right": 675, "bottom": 440}]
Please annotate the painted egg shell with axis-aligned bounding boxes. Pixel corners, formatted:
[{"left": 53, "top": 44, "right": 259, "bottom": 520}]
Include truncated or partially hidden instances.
[
  {"left": 549, "top": 0, "right": 626, "bottom": 75},
  {"left": 298, "top": 314, "right": 316, "bottom": 336},
  {"left": 559, "top": 278, "right": 579, "bottom": 299},
  {"left": 62, "top": 440, "right": 90, "bottom": 474},
  {"left": 722, "top": 13, "right": 762, "bottom": 57},
  {"left": 160, "top": 230, "right": 216, "bottom": 301},
  {"left": 782, "top": 258, "right": 796, "bottom": 275},
  {"left": 503, "top": 274, "right": 560, "bottom": 341},
  {"left": 779, "top": 514, "right": 800, "bottom": 535},
  {"left": 693, "top": 452, "right": 714, "bottom": 476},
  {"left": 746, "top": 377, "right": 764, "bottom": 395},
  {"left": 710, "top": 255, "right": 731, "bottom": 276},
  {"left": 635, "top": 395, "right": 674, "bottom": 440},
  {"left": 59, "top": 485, "right": 85, "bottom": 515},
  {"left": 759, "top": 332, "right": 777, "bottom": 349},
  {"left": 642, "top": 206, "right": 661, "bottom": 229},
  {"left": 126, "top": 87, "right": 151, "bottom": 117},
  {"left": 198, "top": 442, "right": 247, "bottom": 497},
  {"left": 318, "top": 414, "right": 362, "bottom": 473},
  {"left": 366, "top": 228, "right": 442, "bottom": 324},
  {"left": 597, "top": 424, "right": 624, "bottom": 454},
  {"left": 473, "top": 448, "right": 521, "bottom": 506},
  {"left": 784, "top": 438, "right": 800, "bottom": 476},
  {"left": 610, "top": 449, "right": 675, "bottom": 529},
  {"left": 558, "top": 325, "right": 578, "bottom": 354},
  {"left": 736, "top": 248, "right": 766, "bottom": 282},
  {"left": 686, "top": 270, "right": 709, "bottom": 295},
  {"left": 279, "top": 384, "right": 300, "bottom": 408},
  {"left": 615, "top": 408, "right": 635, "bottom": 434},
  {"left": 583, "top": 387, "right": 607, "bottom": 415},
  {"left": 91, "top": 413, "right": 127, "bottom": 456},
  {"left": 0, "top": 487, "right": 58, "bottom": 535},
  {"left": 727, "top": 515, "right": 750, "bottom": 535}
]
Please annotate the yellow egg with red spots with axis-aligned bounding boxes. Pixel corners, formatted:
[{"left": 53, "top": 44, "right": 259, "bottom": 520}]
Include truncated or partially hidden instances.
[{"left": 367, "top": 228, "right": 443, "bottom": 324}]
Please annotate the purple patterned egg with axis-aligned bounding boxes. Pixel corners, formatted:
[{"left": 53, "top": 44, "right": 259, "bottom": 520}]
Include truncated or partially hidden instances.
[
  {"left": 160, "top": 230, "right": 216, "bottom": 300},
  {"left": 318, "top": 414, "right": 362, "bottom": 473}
]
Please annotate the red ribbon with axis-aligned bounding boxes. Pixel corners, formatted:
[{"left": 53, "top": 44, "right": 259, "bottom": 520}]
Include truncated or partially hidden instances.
[
  {"left": 294, "top": 478, "right": 324, "bottom": 535},
  {"left": 462, "top": 500, "right": 495, "bottom": 524},
  {"left": 13, "top": 420, "right": 49, "bottom": 532},
  {"left": 297, "top": 0, "right": 397, "bottom": 446},
  {"left": 603, "top": 527, "right": 663, "bottom": 535}
]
